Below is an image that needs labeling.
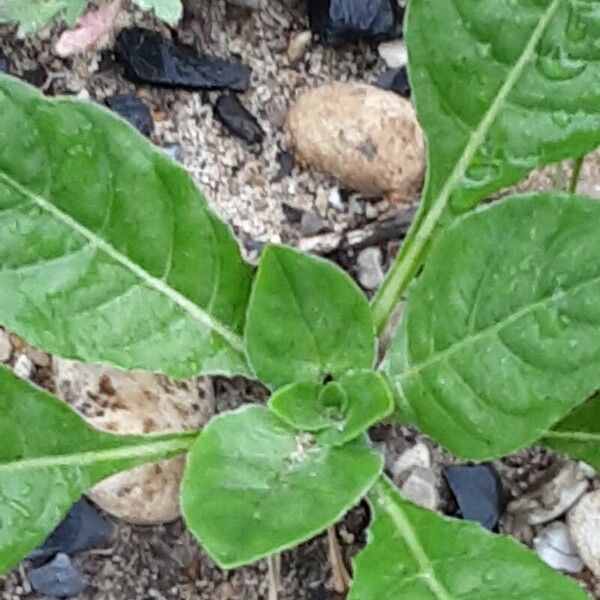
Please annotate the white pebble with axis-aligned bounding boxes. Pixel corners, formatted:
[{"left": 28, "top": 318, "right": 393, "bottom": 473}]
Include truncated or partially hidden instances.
[
  {"left": 534, "top": 522, "right": 583, "bottom": 574},
  {"left": 13, "top": 353, "right": 34, "bottom": 379},
  {"left": 378, "top": 39, "right": 408, "bottom": 68},
  {"left": 0, "top": 329, "right": 11, "bottom": 362}
]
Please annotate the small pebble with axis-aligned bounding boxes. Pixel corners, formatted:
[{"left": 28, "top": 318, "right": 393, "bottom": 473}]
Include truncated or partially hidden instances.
[
  {"left": 443, "top": 464, "right": 503, "bottom": 530},
  {"left": 392, "top": 442, "right": 431, "bottom": 479},
  {"left": 357, "top": 247, "right": 385, "bottom": 290},
  {"left": 307, "top": 0, "right": 402, "bottom": 47},
  {"left": 282, "top": 202, "right": 303, "bottom": 224},
  {"left": 327, "top": 187, "right": 344, "bottom": 211},
  {"left": 0, "top": 329, "right": 11, "bottom": 362},
  {"left": 287, "top": 30, "right": 312, "bottom": 63},
  {"left": 300, "top": 212, "right": 330, "bottom": 236},
  {"left": 378, "top": 39, "right": 408, "bottom": 68},
  {"left": 30, "top": 500, "right": 114, "bottom": 565},
  {"left": 272, "top": 149, "right": 294, "bottom": 182},
  {"left": 508, "top": 462, "right": 589, "bottom": 525},
  {"left": 534, "top": 522, "right": 583, "bottom": 574},
  {"left": 13, "top": 353, "right": 33, "bottom": 379},
  {"left": 568, "top": 490, "right": 600, "bottom": 577},
  {"left": 28, "top": 553, "right": 87, "bottom": 598},
  {"left": 0, "top": 50, "right": 11, "bottom": 73},
  {"left": 214, "top": 94, "right": 264, "bottom": 145},
  {"left": 162, "top": 144, "right": 183, "bottom": 163},
  {"left": 376, "top": 66, "right": 411, "bottom": 97},
  {"left": 401, "top": 467, "right": 439, "bottom": 510},
  {"left": 106, "top": 94, "right": 153, "bottom": 137}
]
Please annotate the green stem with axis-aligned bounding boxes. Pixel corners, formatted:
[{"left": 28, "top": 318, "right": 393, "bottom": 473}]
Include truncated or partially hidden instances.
[
  {"left": 569, "top": 156, "right": 584, "bottom": 194},
  {"left": 370, "top": 0, "right": 563, "bottom": 336}
]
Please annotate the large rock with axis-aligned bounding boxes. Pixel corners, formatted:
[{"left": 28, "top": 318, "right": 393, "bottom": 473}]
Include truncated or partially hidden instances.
[
  {"left": 568, "top": 490, "right": 600, "bottom": 577},
  {"left": 53, "top": 358, "right": 215, "bottom": 525},
  {"left": 285, "top": 82, "right": 425, "bottom": 201}
]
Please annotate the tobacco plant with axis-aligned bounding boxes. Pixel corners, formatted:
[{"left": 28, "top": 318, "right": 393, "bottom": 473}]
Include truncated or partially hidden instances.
[{"left": 1, "top": 0, "right": 600, "bottom": 597}]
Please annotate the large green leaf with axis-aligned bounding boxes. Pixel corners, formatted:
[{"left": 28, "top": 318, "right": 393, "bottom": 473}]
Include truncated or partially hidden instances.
[
  {"left": 349, "top": 478, "right": 589, "bottom": 600},
  {"left": 384, "top": 193, "right": 600, "bottom": 459},
  {"left": 0, "top": 75, "right": 253, "bottom": 378},
  {"left": 372, "top": 0, "right": 600, "bottom": 331},
  {"left": 269, "top": 370, "right": 394, "bottom": 446},
  {"left": 543, "top": 395, "right": 600, "bottom": 470},
  {"left": 245, "top": 245, "right": 375, "bottom": 389},
  {"left": 0, "top": 366, "right": 195, "bottom": 574},
  {"left": 181, "top": 405, "right": 382, "bottom": 568}
]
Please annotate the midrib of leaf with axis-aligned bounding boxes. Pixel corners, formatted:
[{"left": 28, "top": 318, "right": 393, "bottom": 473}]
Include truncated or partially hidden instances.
[
  {"left": 542, "top": 430, "right": 600, "bottom": 443},
  {"left": 371, "top": 0, "right": 563, "bottom": 333},
  {"left": 391, "top": 269, "right": 600, "bottom": 388},
  {"left": 0, "top": 172, "right": 245, "bottom": 354},
  {"left": 0, "top": 433, "right": 196, "bottom": 475},
  {"left": 371, "top": 480, "right": 454, "bottom": 600}
]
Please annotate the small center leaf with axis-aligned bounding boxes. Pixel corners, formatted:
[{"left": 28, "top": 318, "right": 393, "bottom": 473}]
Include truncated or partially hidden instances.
[{"left": 269, "top": 371, "right": 394, "bottom": 447}]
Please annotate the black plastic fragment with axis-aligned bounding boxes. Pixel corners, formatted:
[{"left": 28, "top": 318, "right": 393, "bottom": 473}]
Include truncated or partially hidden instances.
[
  {"left": 28, "top": 554, "right": 87, "bottom": 598},
  {"left": 443, "top": 464, "right": 504, "bottom": 530},
  {"left": 115, "top": 28, "right": 250, "bottom": 92},
  {"left": 106, "top": 94, "right": 154, "bottom": 136},
  {"left": 307, "top": 0, "right": 403, "bottom": 47},
  {"left": 214, "top": 94, "right": 264, "bottom": 144},
  {"left": 376, "top": 66, "right": 411, "bottom": 97},
  {"left": 29, "top": 500, "right": 114, "bottom": 565}
]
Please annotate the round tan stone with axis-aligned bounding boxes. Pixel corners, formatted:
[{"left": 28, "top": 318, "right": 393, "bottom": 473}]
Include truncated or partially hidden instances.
[
  {"left": 53, "top": 358, "right": 215, "bottom": 525},
  {"left": 285, "top": 82, "right": 425, "bottom": 201}
]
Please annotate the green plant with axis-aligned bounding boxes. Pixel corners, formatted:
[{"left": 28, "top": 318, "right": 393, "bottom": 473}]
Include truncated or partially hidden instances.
[
  {"left": 0, "top": 0, "right": 182, "bottom": 34},
  {"left": 0, "top": 0, "right": 599, "bottom": 596}
]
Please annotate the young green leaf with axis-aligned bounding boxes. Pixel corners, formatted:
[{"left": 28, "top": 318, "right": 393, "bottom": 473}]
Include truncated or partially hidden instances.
[
  {"left": 181, "top": 405, "right": 382, "bottom": 569},
  {"left": 0, "top": 0, "right": 182, "bottom": 34},
  {"left": 384, "top": 193, "right": 600, "bottom": 460},
  {"left": 543, "top": 395, "right": 600, "bottom": 470},
  {"left": 0, "top": 366, "right": 195, "bottom": 575},
  {"left": 0, "top": 74, "right": 253, "bottom": 378},
  {"left": 269, "top": 371, "right": 394, "bottom": 446},
  {"left": 373, "top": 0, "right": 600, "bottom": 331},
  {"left": 349, "top": 478, "right": 589, "bottom": 600},
  {"left": 0, "top": 0, "right": 87, "bottom": 35},
  {"left": 245, "top": 245, "right": 375, "bottom": 389}
]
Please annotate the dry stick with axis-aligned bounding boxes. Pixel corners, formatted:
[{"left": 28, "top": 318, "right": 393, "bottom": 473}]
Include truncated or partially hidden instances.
[
  {"left": 327, "top": 526, "right": 351, "bottom": 594},
  {"left": 267, "top": 554, "right": 281, "bottom": 600}
]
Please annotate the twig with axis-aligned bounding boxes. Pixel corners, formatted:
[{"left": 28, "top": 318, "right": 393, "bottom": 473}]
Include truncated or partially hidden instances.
[
  {"left": 569, "top": 155, "right": 584, "bottom": 193},
  {"left": 327, "top": 526, "right": 351, "bottom": 594},
  {"left": 267, "top": 554, "right": 281, "bottom": 600}
]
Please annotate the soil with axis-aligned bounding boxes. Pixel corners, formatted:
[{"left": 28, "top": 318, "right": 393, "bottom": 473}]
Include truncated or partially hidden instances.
[{"left": 0, "top": 1, "right": 600, "bottom": 599}]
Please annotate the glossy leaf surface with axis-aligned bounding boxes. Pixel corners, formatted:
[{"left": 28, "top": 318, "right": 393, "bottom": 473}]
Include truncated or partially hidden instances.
[
  {"left": 0, "top": 366, "right": 195, "bottom": 574},
  {"left": 245, "top": 245, "right": 375, "bottom": 389},
  {"left": 410, "top": 0, "right": 600, "bottom": 216},
  {"left": 181, "top": 405, "right": 382, "bottom": 568},
  {"left": 543, "top": 395, "right": 600, "bottom": 470},
  {"left": 372, "top": 0, "right": 600, "bottom": 331},
  {"left": 0, "top": 75, "right": 253, "bottom": 378},
  {"left": 269, "top": 371, "right": 393, "bottom": 446},
  {"left": 384, "top": 194, "right": 600, "bottom": 459},
  {"left": 349, "top": 478, "right": 589, "bottom": 600}
]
